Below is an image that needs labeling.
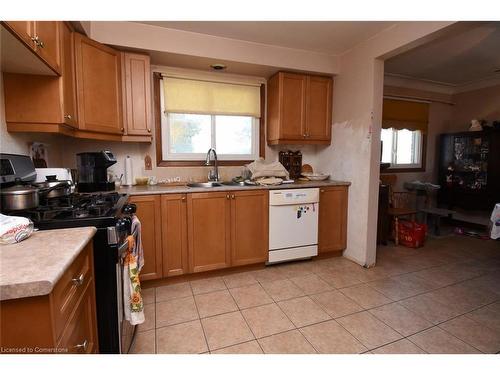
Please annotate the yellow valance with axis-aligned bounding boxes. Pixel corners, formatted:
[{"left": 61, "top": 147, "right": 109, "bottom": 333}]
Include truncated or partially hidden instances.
[
  {"left": 382, "top": 98, "right": 429, "bottom": 133},
  {"left": 163, "top": 77, "right": 261, "bottom": 118}
]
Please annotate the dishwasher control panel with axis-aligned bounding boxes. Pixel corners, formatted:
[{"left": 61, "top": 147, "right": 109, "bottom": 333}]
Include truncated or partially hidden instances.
[{"left": 269, "top": 188, "right": 319, "bottom": 206}]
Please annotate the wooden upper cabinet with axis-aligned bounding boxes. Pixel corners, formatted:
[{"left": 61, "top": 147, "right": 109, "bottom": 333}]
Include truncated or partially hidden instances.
[
  {"left": 318, "top": 186, "right": 348, "bottom": 253},
  {"left": 34, "top": 22, "right": 61, "bottom": 74},
  {"left": 2, "top": 23, "right": 75, "bottom": 128},
  {"left": 280, "top": 73, "right": 307, "bottom": 140},
  {"left": 61, "top": 22, "right": 77, "bottom": 127},
  {"left": 74, "top": 33, "right": 123, "bottom": 135},
  {"left": 306, "top": 75, "right": 332, "bottom": 141},
  {"left": 129, "top": 195, "right": 163, "bottom": 280},
  {"left": 231, "top": 191, "right": 269, "bottom": 266},
  {"left": 161, "top": 194, "right": 188, "bottom": 277},
  {"left": 4, "top": 21, "right": 35, "bottom": 46},
  {"left": 3, "top": 21, "right": 61, "bottom": 75},
  {"left": 122, "top": 53, "right": 152, "bottom": 136},
  {"left": 267, "top": 71, "right": 333, "bottom": 145},
  {"left": 187, "top": 192, "right": 232, "bottom": 273}
]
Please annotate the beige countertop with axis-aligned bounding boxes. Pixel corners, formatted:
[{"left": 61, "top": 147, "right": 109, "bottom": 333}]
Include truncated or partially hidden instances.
[
  {"left": 0, "top": 227, "right": 97, "bottom": 301},
  {"left": 119, "top": 179, "right": 351, "bottom": 196}
]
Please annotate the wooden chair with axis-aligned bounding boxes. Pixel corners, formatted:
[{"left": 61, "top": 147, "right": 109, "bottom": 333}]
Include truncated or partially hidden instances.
[
  {"left": 388, "top": 191, "right": 418, "bottom": 245},
  {"left": 381, "top": 174, "right": 419, "bottom": 245}
]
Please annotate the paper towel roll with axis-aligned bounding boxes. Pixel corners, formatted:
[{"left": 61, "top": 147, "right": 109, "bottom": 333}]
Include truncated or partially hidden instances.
[{"left": 124, "top": 156, "right": 133, "bottom": 186}]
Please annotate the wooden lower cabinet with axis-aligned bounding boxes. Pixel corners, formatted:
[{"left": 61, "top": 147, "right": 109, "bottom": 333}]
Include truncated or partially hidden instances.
[
  {"left": 231, "top": 190, "right": 269, "bottom": 266},
  {"left": 187, "top": 192, "right": 232, "bottom": 273},
  {"left": 0, "top": 243, "right": 98, "bottom": 353},
  {"left": 318, "top": 186, "right": 348, "bottom": 253},
  {"left": 133, "top": 187, "right": 347, "bottom": 279},
  {"left": 57, "top": 282, "right": 98, "bottom": 353},
  {"left": 129, "top": 195, "right": 163, "bottom": 280},
  {"left": 161, "top": 194, "right": 189, "bottom": 277}
]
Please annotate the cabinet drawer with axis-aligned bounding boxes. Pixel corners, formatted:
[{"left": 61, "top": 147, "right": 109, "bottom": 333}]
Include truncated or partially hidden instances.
[
  {"left": 57, "top": 283, "right": 98, "bottom": 354},
  {"left": 51, "top": 243, "right": 93, "bottom": 339}
]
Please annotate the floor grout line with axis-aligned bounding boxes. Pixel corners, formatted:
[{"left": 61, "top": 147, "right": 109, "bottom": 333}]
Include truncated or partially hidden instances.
[{"left": 188, "top": 281, "right": 210, "bottom": 354}]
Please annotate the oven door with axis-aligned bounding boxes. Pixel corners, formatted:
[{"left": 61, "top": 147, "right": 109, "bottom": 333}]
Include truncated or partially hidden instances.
[{"left": 116, "top": 240, "right": 136, "bottom": 354}]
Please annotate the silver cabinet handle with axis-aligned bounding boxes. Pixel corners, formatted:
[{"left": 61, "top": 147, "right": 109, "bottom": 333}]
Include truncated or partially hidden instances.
[
  {"left": 74, "top": 339, "right": 88, "bottom": 352},
  {"left": 226, "top": 194, "right": 230, "bottom": 200},
  {"left": 231, "top": 194, "right": 235, "bottom": 199},
  {"left": 71, "top": 273, "right": 85, "bottom": 286},
  {"left": 64, "top": 114, "right": 72, "bottom": 120},
  {"left": 38, "top": 40, "right": 45, "bottom": 48},
  {"left": 147, "top": 128, "right": 151, "bottom": 133}
]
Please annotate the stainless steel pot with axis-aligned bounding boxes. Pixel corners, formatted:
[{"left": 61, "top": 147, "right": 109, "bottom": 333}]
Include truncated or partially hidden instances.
[
  {"left": 0, "top": 182, "right": 39, "bottom": 211},
  {"left": 0, "top": 179, "right": 68, "bottom": 211}
]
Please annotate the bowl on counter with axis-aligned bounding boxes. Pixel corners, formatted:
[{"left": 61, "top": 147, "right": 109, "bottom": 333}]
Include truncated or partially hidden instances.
[{"left": 134, "top": 177, "right": 149, "bottom": 186}]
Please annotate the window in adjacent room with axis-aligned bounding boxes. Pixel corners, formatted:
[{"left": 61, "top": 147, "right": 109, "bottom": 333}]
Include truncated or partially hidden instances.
[
  {"left": 159, "top": 74, "right": 263, "bottom": 165},
  {"left": 381, "top": 127, "right": 423, "bottom": 168},
  {"left": 381, "top": 98, "right": 429, "bottom": 171}
]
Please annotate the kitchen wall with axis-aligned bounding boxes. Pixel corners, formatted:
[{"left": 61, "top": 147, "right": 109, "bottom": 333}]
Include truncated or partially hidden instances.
[
  {"left": 452, "top": 83, "right": 500, "bottom": 130},
  {"left": 57, "top": 130, "right": 323, "bottom": 184}
]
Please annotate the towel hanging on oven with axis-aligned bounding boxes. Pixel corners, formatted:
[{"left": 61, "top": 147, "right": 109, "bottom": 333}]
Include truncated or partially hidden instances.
[{"left": 123, "top": 215, "right": 145, "bottom": 325}]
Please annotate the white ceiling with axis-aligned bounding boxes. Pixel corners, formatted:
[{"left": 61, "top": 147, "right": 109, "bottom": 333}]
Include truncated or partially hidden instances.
[
  {"left": 136, "top": 21, "right": 395, "bottom": 55},
  {"left": 385, "top": 22, "right": 500, "bottom": 86}
]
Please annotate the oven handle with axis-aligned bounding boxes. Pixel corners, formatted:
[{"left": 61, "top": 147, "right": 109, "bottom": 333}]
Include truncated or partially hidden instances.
[{"left": 118, "top": 240, "right": 129, "bottom": 260}]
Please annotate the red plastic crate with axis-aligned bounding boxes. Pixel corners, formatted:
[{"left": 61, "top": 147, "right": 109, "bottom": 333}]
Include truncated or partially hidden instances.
[{"left": 398, "top": 220, "right": 427, "bottom": 248}]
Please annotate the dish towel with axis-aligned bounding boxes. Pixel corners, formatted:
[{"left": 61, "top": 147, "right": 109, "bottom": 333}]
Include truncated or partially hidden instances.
[{"left": 123, "top": 215, "right": 145, "bottom": 325}]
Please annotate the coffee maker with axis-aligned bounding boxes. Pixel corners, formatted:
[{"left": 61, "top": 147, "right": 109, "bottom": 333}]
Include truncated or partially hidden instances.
[{"left": 76, "top": 151, "right": 117, "bottom": 192}]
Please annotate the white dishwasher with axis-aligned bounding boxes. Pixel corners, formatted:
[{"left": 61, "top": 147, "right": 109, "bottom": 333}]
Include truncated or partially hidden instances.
[{"left": 268, "top": 188, "right": 319, "bottom": 264}]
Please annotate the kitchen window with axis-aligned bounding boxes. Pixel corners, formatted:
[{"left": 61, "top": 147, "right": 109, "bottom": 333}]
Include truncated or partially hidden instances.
[
  {"left": 157, "top": 73, "right": 264, "bottom": 166},
  {"left": 381, "top": 98, "right": 429, "bottom": 172}
]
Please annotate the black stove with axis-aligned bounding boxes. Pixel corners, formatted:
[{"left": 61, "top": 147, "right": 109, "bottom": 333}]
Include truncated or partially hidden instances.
[{"left": 10, "top": 191, "right": 129, "bottom": 230}]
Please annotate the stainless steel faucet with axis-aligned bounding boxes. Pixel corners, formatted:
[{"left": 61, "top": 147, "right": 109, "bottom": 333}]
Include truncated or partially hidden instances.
[{"left": 205, "top": 148, "right": 219, "bottom": 182}]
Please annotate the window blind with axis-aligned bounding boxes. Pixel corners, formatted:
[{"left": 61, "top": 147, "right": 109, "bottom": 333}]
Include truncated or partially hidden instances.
[
  {"left": 382, "top": 98, "right": 429, "bottom": 133},
  {"left": 163, "top": 77, "right": 261, "bottom": 118}
]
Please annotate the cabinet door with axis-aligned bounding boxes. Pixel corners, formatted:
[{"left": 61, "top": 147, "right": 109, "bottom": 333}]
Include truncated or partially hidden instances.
[
  {"left": 57, "top": 282, "right": 98, "bottom": 354},
  {"left": 231, "top": 191, "right": 269, "bottom": 266},
  {"left": 123, "top": 53, "right": 152, "bottom": 136},
  {"left": 306, "top": 76, "right": 332, "bottom": 142},
  {"left": 280, "top": 72, "right": 306, "bottom": 140},
  {"left": 129, "top": 195, "right": 163, "bottom": 280},
  {"left": 161, "top": 194, "right": 188, "bottom": 277},
  {"left": 4, "top": 21, "right": 35, "bottom": 47},
  {"left": 318, "top": 186, "right": 348, "bottom": 253},
  {"left": 187, "top": 192, "right": 231, "bottom": 273},
  {"left": 61, "top": 22, "right": 77, "bottom": 127},
  {"left": 74, "top": 33, "right": 123, "bottom": 134},
  {"left": 34, "top": 21, "right": 61, "bottom": 74}
]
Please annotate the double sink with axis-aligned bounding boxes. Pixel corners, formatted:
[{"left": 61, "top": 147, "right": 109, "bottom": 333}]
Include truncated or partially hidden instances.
[{"left": 186, "top": 181, "right": 250, "bottom": 188}]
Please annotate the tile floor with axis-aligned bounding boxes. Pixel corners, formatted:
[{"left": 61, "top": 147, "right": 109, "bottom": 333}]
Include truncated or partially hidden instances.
[{"left": 131, "top": 235, "right": 500, "bottom": 354}]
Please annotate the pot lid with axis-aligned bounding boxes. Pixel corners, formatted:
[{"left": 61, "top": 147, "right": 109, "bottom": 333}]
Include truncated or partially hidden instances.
[
  {"left": 1, "top": 183, "right": 38, "bottom": 195},
  {"left": 34, "top": 179, "right": 72, "bottom": 188}
]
